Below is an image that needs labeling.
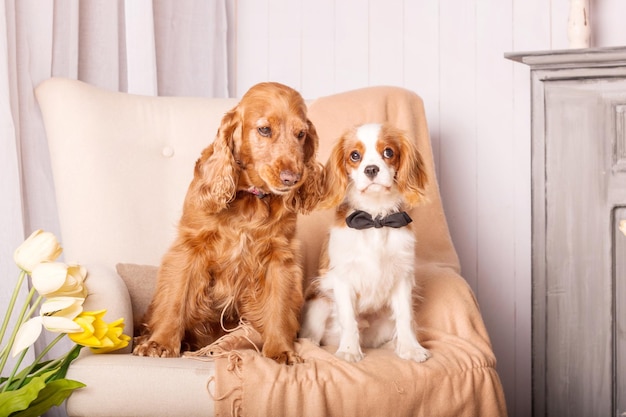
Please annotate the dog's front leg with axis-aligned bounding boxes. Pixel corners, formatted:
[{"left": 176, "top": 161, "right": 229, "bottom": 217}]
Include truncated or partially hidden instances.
[
  {"left": 250, "top": 259, "right": 304, "bottom": 365},
  {"left": 134, "top": 303, "right": 185, "bottom": 357},
  {"left": 300, "top": 296, "right": 332, "bottom": 344},
  {"left": 390, "top": 277, "right": 431, "bottom": 362},
  {"left": 133, "top": 254, "right": 190, "bottom": 357},
  {"left": 333, "top": 276, "right": 364, "bottom": 362}
]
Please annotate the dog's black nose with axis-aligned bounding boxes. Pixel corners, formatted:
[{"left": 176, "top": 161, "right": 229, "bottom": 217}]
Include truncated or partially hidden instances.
[
  {"left": 280, "top": 170, "right": 301, "bottom": 186},
  {"left": 364, "top": 165, "right": 379, "bottom": 179}
]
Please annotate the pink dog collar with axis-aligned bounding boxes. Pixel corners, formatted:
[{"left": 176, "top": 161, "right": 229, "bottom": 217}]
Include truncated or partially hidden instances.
[{"left": 246, "top": 186, "right": 268, "bottom": 199}]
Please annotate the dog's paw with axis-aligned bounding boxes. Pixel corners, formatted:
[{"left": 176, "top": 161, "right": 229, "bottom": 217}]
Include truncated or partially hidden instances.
[
  {"left": 396, "top": 344, "right": 431, "bottom": 363},
  {"left": 133, "top": 340, "right": 180, "bottom": 358},
  {"left": 335, "top": 349, "right": 364, "bottom": 363},
  {"left": 270, "top": 350, "right": 303, "bottom": 365}
]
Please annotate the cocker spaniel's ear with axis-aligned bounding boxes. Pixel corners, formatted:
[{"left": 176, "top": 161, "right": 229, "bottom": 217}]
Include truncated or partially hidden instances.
[
  {"left": 397, "top": 133, "right": 428, "bottom": 208},
  {"left": 303, "top": 119, "right": 319, "bottom": 164},
  {"left": 320, "top": 135, "right": 350, "bottom": 210},
  {"left": 191, "top": 109, "right": 241, "bottom": 213},
  {"left": 285, "top": 119, "right": 324, "bottom": 214}
]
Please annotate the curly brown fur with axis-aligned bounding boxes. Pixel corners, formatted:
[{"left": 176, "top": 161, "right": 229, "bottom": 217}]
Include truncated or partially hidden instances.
[{"left": 133, "top": 82, "right": 324, "bottom": 364}]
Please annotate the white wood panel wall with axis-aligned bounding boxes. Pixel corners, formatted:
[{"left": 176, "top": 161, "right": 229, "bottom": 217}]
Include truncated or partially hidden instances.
[{"left": 230, "top": 1, "right": 626, "bottom": 416}]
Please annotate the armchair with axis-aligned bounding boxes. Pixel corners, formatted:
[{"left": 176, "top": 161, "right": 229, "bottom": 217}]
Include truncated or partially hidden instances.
[{"left": 36, "top": 78, "right": 507, "bottom": 417}]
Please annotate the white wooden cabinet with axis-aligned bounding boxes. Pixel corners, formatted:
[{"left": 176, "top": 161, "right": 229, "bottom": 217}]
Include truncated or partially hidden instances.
[{"left": 506, "top": 47, "right": 626, "bottom": 417}]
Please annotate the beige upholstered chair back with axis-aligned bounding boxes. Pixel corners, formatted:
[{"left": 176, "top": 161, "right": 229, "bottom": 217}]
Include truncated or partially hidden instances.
[
  {"left": 38, "top": 79, "right": 459, "bottom": 282},
  {"left": 37, "top": 78, "right": 238, "bottom": 267}
]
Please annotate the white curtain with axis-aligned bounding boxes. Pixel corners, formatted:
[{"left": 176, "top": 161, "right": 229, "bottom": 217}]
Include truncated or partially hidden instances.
[{"left": 0, "top": 1, "right": 228, "bottom": 415}]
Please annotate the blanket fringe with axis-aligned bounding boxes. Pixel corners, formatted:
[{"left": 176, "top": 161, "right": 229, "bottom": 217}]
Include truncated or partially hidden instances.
[
  {"left": 184, "top": 320, "right": 260, "bottom": 360},
  {"left": 184, "top": 296, "right": 261, "bottom": 360},
  {"left": 205, "top": 351, "right": 244, "bottom": 417},
  {"left": 183, "top": 297, "right": 252, "bottom": 416}
]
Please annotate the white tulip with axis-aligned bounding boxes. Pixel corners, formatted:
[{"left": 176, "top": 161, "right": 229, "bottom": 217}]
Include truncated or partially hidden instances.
[
  {"left": 11, "top": 297, "right": 84, "bottom": 357},
  {"left": 31, "top": 262, "right": 88, "bottom": 299},
  {"left": 13, "top": 230, "right": 62, "bottom": 273}
]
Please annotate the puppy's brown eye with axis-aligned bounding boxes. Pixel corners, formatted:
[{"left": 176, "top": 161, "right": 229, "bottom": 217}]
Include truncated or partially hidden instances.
[
  {"left": 350, "top": 151, "right": 361, "bottom": 162},
  {"left": 383, "top": 148, "right": 394, "bottom": 159},
  {"left": 258, "top": 126, "right": 271, "bottom": 137},
  {"left": 296, "top": 130, "right": 306, "bottom": 140}
]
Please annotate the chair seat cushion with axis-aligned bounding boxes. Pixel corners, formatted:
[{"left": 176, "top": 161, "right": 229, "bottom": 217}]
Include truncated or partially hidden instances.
[{"left": 66, "top": 353, "right": 215, "bottom": 417}]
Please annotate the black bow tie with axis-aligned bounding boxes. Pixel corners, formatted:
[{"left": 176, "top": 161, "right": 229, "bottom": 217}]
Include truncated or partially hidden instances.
[{"left": 345, "top": 210, "right": 413, "bottom": 230}]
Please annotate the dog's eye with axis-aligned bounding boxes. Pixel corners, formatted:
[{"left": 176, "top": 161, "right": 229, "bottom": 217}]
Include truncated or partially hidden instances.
[
  {"left": 296, "top": 130, "right": 306, "bottom": 140},
  {"left": 383, "top": 148, "right": 394, "bottom": 159},
  {"left": 258, "top": 126, "right": 272, "bottom": 137},
  {"left": 350, "top": 151, "right": 361, "bottom": 162}
]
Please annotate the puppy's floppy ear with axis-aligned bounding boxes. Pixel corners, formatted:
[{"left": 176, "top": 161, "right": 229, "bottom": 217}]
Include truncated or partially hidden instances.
[
  {"left": 320, "top": 134, "right": 350, "bottom": 209},
  {"left": 191, "top": 109, "right": 241, "bottom": 213},
  {"left": 397, "top": 132, "right": 428, "bottom": 208}
]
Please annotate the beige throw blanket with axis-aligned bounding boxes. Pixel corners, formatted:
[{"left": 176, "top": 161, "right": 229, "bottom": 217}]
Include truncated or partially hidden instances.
[{"left": 201, "top": 266, "right": 505, "bottom": 417}]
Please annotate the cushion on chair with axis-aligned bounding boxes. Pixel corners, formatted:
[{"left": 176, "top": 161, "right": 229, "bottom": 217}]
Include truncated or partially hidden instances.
[
  {"left": 36, "top": 78, "right": 507, "bottom": 417},
  {"left": 115, "top": 263, "right": 157, "bottom": 330}
]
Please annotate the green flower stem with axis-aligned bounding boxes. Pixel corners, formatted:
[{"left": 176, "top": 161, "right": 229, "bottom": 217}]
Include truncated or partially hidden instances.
[
  {"left": 0, "top": 270, "right": 26, "bottom": 346},
  {"left": 1, "top": 293, "right": 45, "bottom": 378},
  {"left": 1, "top": 346, "right": 28, "bottom": 392},
  {"left": 32, "top": 343, "right": 82, "bottom": 381},
  {"left": 0, "top": 345, "right": 8, "bottom": 359},
  {"left": 30, "top": 355, "right": 62, "bottom": 377},
  {"left": 12, "top": 333, "right": 66, "bottom": 390},
  {"left": 0, "top": 285, "right": 35, "bottom": 377},
  {"left": 16, "top": 287, "right": 37, "bottom": 325},
  {"left": 24, "top": 295, "right": 43, "bottom": 324}
]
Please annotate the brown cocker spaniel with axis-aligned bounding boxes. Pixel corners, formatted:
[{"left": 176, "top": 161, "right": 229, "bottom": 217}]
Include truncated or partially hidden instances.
[{"left": 133, "top": 82, "right": 323, "bottom": 365}]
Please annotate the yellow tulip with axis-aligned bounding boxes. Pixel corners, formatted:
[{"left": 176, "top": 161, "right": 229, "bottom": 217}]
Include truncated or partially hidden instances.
[
  {"left": 69, "top": 310, "right": 130, "bottom": 353},
  {"left": 13, "top": 230, "right": 63, "bottom": 273},
  {"left": 31, "top": 262, "right": 88, "bottom": 299},
  {"left": 90, "top": 318, "right": 131, "bottom": 354}
]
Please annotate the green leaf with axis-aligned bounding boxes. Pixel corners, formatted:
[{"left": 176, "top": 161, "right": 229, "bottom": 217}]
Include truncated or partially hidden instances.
[
  {"left": 0, "top": 373, "right": 48, "bottom": 416},
  {"left": 48, "top": 345, "right": 82, "bottom": 382},
  {"left": 9, "top": 378, "right": 85, "bottom": 417},
  {"left": 16, "top": 359, "right": 55, "bottom": 378},
  {"left": 4, "top": 359, "right": 57, "bottom": 391}
]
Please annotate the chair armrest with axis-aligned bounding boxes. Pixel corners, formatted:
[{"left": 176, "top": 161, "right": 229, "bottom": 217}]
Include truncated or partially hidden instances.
[{"left": 82, "top": 264, "right": 134, "bottom": 354}]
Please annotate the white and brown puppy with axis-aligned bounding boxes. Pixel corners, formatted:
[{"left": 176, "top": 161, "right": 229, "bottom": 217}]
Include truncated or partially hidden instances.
[{"left": 300, "top": 123, "right": 431, "bottom": 363}]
